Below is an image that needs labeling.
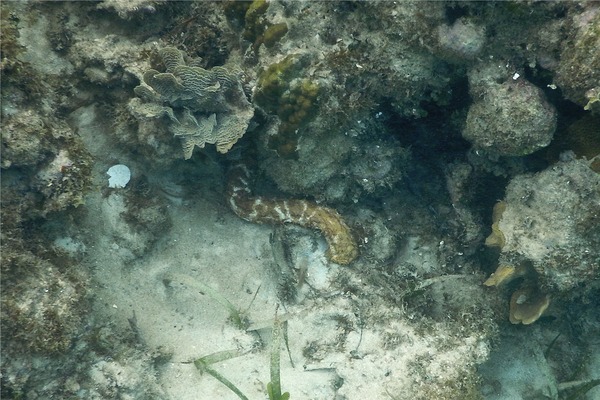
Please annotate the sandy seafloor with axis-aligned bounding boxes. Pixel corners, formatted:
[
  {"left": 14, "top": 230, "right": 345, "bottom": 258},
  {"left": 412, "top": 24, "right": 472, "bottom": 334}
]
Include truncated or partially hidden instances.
[{"left": 71, "top": 104, "right": 449, "bottom": 399}]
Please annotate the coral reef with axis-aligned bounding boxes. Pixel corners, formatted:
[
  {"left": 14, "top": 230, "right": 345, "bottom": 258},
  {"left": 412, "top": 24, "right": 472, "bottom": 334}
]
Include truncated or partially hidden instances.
[
  {"left": 131, "top": 46, "right": 254, "bottom": 159},
  {"left": 484, "top": 264, "right": 521, "bottom": 288},
  {"left": 249, "top": 1, "right": 449, "bottom": 202},
  {"left": 4, "top": 1, "right": 600, "bottom": 398}
]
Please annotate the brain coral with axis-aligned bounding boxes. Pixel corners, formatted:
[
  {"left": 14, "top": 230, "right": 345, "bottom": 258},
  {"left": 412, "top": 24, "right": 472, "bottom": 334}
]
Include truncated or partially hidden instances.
[{"left": 131, "top": 47, "right": 254, "bottom": 159}]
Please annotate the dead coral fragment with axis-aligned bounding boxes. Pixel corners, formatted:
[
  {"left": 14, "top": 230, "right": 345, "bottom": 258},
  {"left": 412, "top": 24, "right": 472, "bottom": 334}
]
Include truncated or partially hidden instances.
[
  {"left": 132, "top": 47, "right": 253, "bottom": 159},
  {"left": 509, "top": 287, "right": 550, "bottom": 325}
]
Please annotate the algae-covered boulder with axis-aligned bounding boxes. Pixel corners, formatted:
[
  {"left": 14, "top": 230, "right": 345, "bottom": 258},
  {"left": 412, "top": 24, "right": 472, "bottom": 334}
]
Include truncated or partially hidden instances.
[
  {"left": 436, "top": 17, "right": 486, "bottom": 63},
  {"left": 555, "top": 5, "right": 600, "bottom": 108},
  {"left": 463, "top": 64, "right": 557, "bottom": 157},
  {"left": 492, "top": 158, "right": 600, "bottom": 294},
  {"left": 483, "top": 157, "right": 599, "bottom": 325}
]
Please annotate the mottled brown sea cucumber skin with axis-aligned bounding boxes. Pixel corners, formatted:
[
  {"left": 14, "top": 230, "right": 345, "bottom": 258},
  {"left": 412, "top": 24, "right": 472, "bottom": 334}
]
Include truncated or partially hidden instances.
[{"left": 227, "top": 164, "right": 358, "bottom": 265}]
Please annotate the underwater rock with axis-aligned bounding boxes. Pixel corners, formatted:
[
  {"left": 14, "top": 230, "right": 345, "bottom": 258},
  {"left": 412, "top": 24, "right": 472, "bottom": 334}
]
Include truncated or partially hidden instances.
[
  {"left": 436, "top": 17, "right": 486, "bottom": 62},
  {"left": 463, "top": 64, "right": 557, "bottom": 157},
  {"left": 1, "top": 249, "right": 87, "bottom": 354},
  {"left": 484, "top": 158, "right": 599, "bottom": 323},
  {"left": 555, "top": 4, "right": 600, "bottom": 107},
  {"left": 1, "top": 109, "right": 49, "bottom": 168},
  {"left": 484, "top": 158, "right": 600, "bottom": 323},
  {"left": 2, "top": 109, "right": 92, "bottom": 215},
  {"left": 497, "top": 158, "right": 600, "bottom": 293}
]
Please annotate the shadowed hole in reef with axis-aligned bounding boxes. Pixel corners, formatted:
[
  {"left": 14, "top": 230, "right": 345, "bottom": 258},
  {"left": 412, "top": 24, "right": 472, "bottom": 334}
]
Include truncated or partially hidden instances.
[
  {"left": 379, "top": 74, "right": 506, "bottom": 211},
  {"left": 377, "top": 77, "right": 510, "bottom": 275}
]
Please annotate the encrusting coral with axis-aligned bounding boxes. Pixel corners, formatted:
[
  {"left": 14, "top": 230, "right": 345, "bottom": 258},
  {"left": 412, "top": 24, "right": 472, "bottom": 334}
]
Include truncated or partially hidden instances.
[{"left": 131, "top": 46, "right": 254, "bottom": 159}]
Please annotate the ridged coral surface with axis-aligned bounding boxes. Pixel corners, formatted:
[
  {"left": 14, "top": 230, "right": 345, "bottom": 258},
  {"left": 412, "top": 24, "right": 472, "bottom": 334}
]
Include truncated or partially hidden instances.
[{"left": 132, "top": 47, "right": 253, "bottom": 159}]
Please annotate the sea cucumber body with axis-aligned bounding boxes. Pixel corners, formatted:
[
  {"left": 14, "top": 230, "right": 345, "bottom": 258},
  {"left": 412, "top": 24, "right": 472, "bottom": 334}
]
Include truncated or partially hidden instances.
[{"left": 227, "top": 164, "right": 358, "bottom": 265}]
